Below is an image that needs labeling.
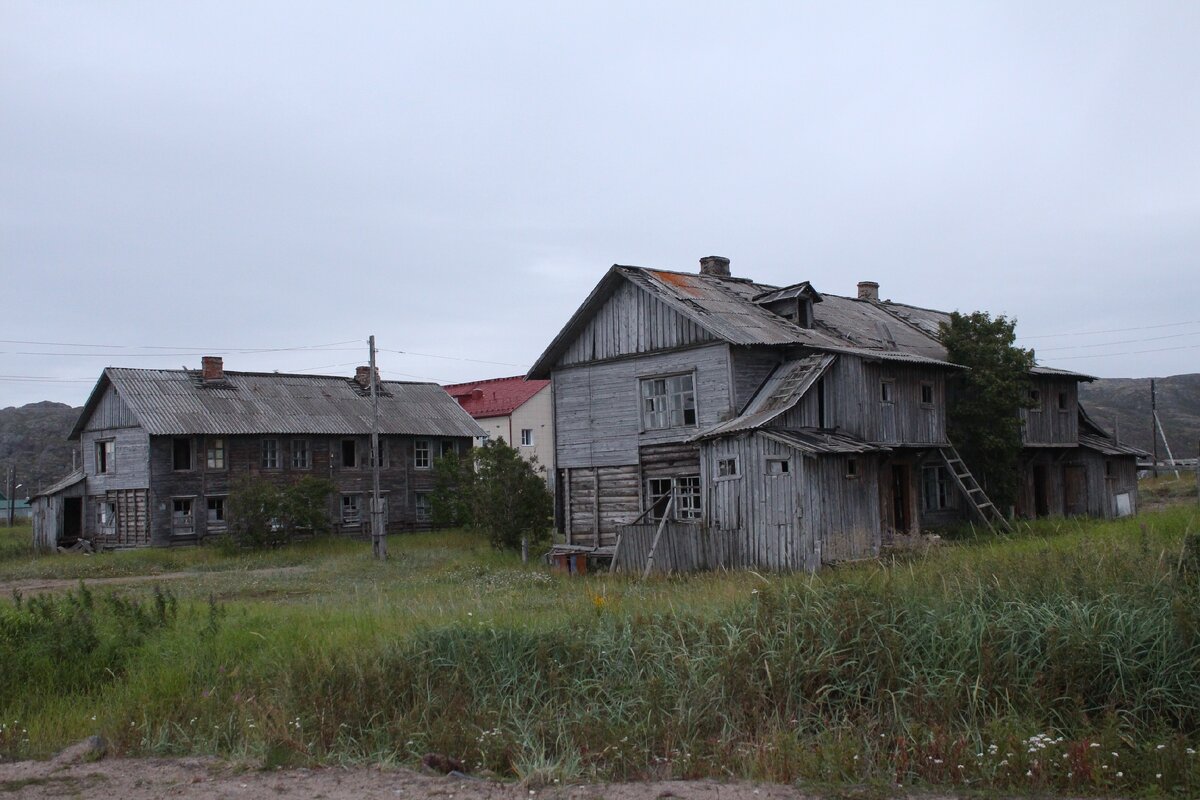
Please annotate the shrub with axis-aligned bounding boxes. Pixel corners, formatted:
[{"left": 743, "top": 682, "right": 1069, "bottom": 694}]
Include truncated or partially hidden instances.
[{"left": 225, "top": 476, "right": 335, "bottom": 549}]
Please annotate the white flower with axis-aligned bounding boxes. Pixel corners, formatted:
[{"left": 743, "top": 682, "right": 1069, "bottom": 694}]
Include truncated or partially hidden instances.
[{"left": 1116, "top": 771, "right": 1123, "bottom": 777}]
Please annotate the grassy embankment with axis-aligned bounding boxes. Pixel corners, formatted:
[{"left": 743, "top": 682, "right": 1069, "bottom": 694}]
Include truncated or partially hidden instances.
[{"left": 1, "top": 499, "right": 1199, "bottom": 796}]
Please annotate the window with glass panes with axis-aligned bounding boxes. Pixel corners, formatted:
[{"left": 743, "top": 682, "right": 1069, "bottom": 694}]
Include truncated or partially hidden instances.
[{"left": 640, "top": 374, "right": 696, "bottom": 429}]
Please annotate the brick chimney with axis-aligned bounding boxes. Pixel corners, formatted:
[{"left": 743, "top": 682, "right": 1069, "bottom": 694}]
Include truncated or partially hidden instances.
[
  {"left": 201, "top": 356, "right": 224, "bottom": 382},
  {"left": 699, "top": 255, "right": 731, "bottom": 278},
  {"left": 857, "top": 281, "right": 880, "bottom": 302},
  {"left": 354, "top": 365, "right": 380, "bottom": 388}
]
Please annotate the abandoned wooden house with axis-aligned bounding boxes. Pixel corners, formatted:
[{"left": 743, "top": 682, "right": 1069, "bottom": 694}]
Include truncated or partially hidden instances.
[
  {"left": 31, "top": 357, "right": 484, "bottom": 551},
  {"left": 527, "top": 257, "right": 1143, "bottom": 573}
]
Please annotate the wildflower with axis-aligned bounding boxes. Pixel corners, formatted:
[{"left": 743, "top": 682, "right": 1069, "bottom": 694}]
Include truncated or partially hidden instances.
[
  {"left": 1026, "top": 770, "right": 1033, "bottom": 777},
  {"left": 1090, "top": 742, "right": 1100, "bottom": 748},
  {"left": 1116, "top": 771, "right": 1123, "bottom": 777},
  {"left": 1157, "top": 773, "right": 1162, "bottom": 779},
  {"left": 1156, "top": 744, "right": 1166, "bottom": 750}
]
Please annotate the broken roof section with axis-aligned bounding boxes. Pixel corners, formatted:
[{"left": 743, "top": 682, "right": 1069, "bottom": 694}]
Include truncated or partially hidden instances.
[{"left": 693, "top": 354, "right": 835, "bottom": 440}]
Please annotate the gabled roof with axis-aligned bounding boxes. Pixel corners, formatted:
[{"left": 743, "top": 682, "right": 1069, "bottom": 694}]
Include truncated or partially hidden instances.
[
  {"left": 443, "top": 376, "right": 549, "bottom": 419},
  {"left": 32, "top": 470, "right": 84, "bottom": 499},
  {"left": 71, "top": 368, "right": 486, "bottom": 439},
  {"left": 760, "top": 428, "right": 886, "bottom": 455},
  {"left": 692, "top": 354, "right": 835, "bottom": 440}
]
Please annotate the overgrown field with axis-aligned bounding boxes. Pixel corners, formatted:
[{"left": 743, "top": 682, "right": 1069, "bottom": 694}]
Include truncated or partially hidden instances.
[{"left": 2, "top": 507, "right": 1199, "bottom": 796}]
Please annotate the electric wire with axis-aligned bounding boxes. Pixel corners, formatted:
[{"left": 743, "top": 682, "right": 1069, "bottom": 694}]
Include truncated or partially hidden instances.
[{"left": 1018, "top": 319, "right": 1200, "bottom": 340}]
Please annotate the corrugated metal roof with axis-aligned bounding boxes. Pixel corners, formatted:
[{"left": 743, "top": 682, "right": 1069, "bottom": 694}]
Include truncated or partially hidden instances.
[
  {"left": 760, "top": 428, "right": 886, "bottom": 455},
  {"left": 1030, "top": 365, "right": 1097, "bottom": 380},
  {"left": 444, "top": 376, "right": 549, "bottom": 419},
  {"left": 693, "top": 354, "right": 834, "bottom": 440},
  {"left": 1078, "top": 434, "right": 1148, "bottom": 457},
  {"left": 32, "top": 470, "right": 84, "bottom": 499},
  {"left": 86, "top": 369, "right": 486, "bottom": 438}
]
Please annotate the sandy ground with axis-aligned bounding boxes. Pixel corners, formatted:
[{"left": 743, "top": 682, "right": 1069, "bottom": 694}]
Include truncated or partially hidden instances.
[{"left": 0, "top": 565, "right": 310, "bottom": 598}]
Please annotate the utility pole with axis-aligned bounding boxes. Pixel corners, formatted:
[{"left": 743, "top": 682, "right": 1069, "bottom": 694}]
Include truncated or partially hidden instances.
[
  {"left": 6, "top": 467, "right": 14, "bottom": 528},
  {"left": 369, "top": 335, "right": 387, "bottom": 560},
  {"left": 1151, "top": 379, "right": 1158, "bottom": 478}
]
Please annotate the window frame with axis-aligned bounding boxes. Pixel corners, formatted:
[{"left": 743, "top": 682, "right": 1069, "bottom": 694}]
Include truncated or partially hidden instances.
[
  {"left": 414, "top": 440, "right": 431, "bottom": 470},
  {"left": 414, "top": 491, "right": 432, "bottom": 523},
  {"left": 439, "top": 440, "right": 458, "bottom": 459},
  {"left": 261, "top": 438, "right": 279, "bottom": 469},
  {"left": 765, "top": 457, "right": 791, "bottom": 476},
  {"left": 880, "top": 379, "right": 895, "bottom": 404},
  {"left": 172, "top": 437, "right": 193, "bottom": 471},
  {"left": 715, "top": 456, "right": 740, "bottom": 481},
  {"left": 206, "top": 496, "right": 227, "bottom": 531},
  {"left": 921, "top": 465, "right": 952, "bottom": 511},
  {"left": 646, "top": 475, "right": 702, "bottom": 522},
  {"left": 340, "top": 439, "right": 358, "bottom": 469},
  {"left": 920, "top": 382, "right": 935, "bottom": 407},
  {"left": 292, "top": 439, "right": 311, "bottom": 470},
  {"left": 520, "top": 428, "right": 534, "bottom": 447},
  {"left": 171, "top": 496, "right": 196, "bottom": 536},
  {"left": 639, "top": 372, "right": 698, "bottom": 431},
  {"left": 1028, "top": 388, "right": 1043, "bottom": 410},
  {"left": 340, "top": 493, "right": 362, "bottom": 526},
  {"left": 95, "top": 439, "right": 114, "bottom": 474},
  {"left": 845, "top": 458, "right": 859, "bottom": 479},
  {"left": 97, "top": 499, "right": 117, "bottom": 536},
  {"left": 206, "top": 437, "right": 226, "bottom": 470},
  {"left": 1057, "top": 391, "right": 1070, "bottom": 412}
]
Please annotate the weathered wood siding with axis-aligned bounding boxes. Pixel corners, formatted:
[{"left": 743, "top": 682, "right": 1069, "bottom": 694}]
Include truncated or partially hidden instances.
[
  {"left": 561, "top": 464, "right": 640, "bottom": 547},
  {"left": 1015, "top": 448, "right": 1138, "bottom": 519},
  {"left": 145, "top": 434, "right": 471, "bottom": 545},
  {"left": 89, "top": 489, "right": 150, "bottom": 548},
  {"left": 553, "top": 343, "right": 733, "bottom": 469},
  {"left": 729, "top": 347, "right": 783, "bottom": 413},
  {"left": 777, "top": 357, "right": 946, "bottom": 445},
  {"left": 80, "top": 427, "right": 152, "bottom": 492},
  {"left": 83, "top": 384, "right": 139, "bottom": 431},
  {"left": 1020, "top": 378, "right": 1079, "bottom": 445},
  {"left": 556, "top": 280, "right": 717, "bottom": 368},
  {"left": 806, "top": 454, "right": 880, "bottom": 562}
]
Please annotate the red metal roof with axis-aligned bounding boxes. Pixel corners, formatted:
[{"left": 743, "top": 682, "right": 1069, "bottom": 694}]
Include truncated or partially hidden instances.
[{"left": 443, "top": 375, "right": 549, "bottom": 419}]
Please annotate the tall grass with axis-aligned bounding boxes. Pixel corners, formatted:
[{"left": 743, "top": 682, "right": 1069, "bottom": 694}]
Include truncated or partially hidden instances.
[{"left": 1, "top": 508, "right": 1198, "bottom": 795}]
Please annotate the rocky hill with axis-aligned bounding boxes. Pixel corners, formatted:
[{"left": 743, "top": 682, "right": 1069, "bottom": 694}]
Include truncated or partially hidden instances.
[
  {"left": 0, "top": 401, "right": 81, "bottom": 498},
  {"left": 1079, "top": 373, "right": 1200, "bottom": 460}
]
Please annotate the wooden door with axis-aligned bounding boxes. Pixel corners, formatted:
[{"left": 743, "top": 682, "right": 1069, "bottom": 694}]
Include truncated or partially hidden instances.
[{"left": 1063, "top": 465, "right": 1087, "bottom": 516}]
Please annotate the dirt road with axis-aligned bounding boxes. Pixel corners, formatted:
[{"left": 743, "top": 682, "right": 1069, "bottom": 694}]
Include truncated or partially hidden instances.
[{"left": 0, "top": 565, "right": 310, "bottom": 598}]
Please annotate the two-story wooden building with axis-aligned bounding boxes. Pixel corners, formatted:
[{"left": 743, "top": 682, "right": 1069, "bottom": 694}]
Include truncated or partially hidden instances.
[
  {"left": 32, "top": 357, "right": 484, "bottom": 550},
  {"left": 529, "top": 257, "right": 1141, "bottom": 573}
]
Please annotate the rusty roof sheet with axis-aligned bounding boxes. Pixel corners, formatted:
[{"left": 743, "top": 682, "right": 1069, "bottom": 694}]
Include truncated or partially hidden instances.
[{"left": 78, "top": 369, "right": 486, "bottom": 438}]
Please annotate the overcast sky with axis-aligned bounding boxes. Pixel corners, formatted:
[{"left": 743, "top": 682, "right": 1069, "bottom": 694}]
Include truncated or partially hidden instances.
[{"left": 3, "top": 1, "right": 1199, "bottom": 408}]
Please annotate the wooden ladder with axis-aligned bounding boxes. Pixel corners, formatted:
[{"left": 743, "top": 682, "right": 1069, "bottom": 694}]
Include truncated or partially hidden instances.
[{"left": 939, "top": 444, "right": 1011, "bottom": 533}]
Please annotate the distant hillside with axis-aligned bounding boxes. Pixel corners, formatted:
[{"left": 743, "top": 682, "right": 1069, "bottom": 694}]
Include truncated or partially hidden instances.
[
  {"left": 1079, "top": 373, "right": 1200, "bottom": 460},
  {"left": 0, "top": 401, "right": 81, "bottom": 498}
]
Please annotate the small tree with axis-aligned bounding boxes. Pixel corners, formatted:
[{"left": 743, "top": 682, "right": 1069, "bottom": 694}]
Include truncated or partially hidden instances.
[
  {"left": 430, "top": 452, "right": 472, "bottom": 529},
  {"left": 429, "top": 439, "right": 553, "bottom": 550},
  {"left": 225, "top": 476, "right": 335, "bottom": 549},
  {"left": 469, "top": 440, "right": 553, "bottom": 551},
  {"left": 940, "top": 311, "right": 1036, "bottom": 511}
]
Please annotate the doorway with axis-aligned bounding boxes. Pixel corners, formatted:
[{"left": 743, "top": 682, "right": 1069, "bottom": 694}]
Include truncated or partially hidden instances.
[
  {"left": 63, "top": 497, "right": 83, "bottom": 545},
  {"left": 890, "top": 464, "right": 911, "bottom": 534},
  {"left": 1033, "top": 464, "right": 1049, "bottom": 517}
]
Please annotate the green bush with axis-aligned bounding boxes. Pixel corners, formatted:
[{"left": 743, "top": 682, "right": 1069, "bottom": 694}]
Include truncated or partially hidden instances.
[{"left": 225, "top": 476, "right": 335, "bottom": 549}]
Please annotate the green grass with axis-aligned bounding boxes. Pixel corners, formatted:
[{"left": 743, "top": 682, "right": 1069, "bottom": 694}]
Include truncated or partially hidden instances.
[{"left": 1, "top": 509, "right": 1198, "bottom": 797}]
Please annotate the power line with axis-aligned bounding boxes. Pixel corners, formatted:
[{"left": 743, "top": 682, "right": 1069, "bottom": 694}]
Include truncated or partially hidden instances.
[
  {"left": 377, "top": 347, "right": 525, "bottom": 368},
  {"left": 1018, "top": 319, "right": 1200, "bottom": 341},
  {"left": 1034, "top": 330, "right": 1200, "bottom": 353},
  {"left": 0, "top": 338, "right": 361, "bottom": 352},
  {"left": 0, "top": 375, "right": 95, "bottom": 383},
  {"left": 1050, "top": 343, "right": 1200, "bottom": 361}
]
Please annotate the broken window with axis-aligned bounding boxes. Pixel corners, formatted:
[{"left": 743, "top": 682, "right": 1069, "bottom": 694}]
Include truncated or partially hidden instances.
[
  {"left": 415, "top": 491, "right": 431, "bottom": 522},
  {"left": 646, "top": 476, "right": 701, "bottom": 521},
  {"left": 921, "top": 466, "right": 951, "bottom": 511},
  {"left": 920, "top": 383, "right": 934, "bottom": 406},
  {"left": 766, "top": 458, "right": 790, "bottom": 475},
  {"left": 414, "top": 440, "right": 430, "bottom": 469},
  {"left": 641, "top": 373, "right": 697, "bottom": 430},
  {"left": 341, "top": 494, "right": 361, "bottom": 525},
  {"left": 341, "top": 440, "right": 358, "bottom": 468},
  {"left": 97, "top": 500, "right": 117, "bottom": 535},
  {"left": 846, "top": 458, "right": 859, "bottom": 478},
  {"left": 172, "top": 498, "right": 194, "bottom": 536},
  {"left": 880, "top": 380, "right": 895, "bottom": 404},
  {"left": 206, "top": 496, "right": 227, "bottom": 530},
  {"left": 717, "top": 457, "right": 739, "bottom": 478},
  {"left": 206, "top": 438, "right": 225, "bottom": 470},
  {"left": 292, "top": 439, "right": 311, "bottom": 469},
  {"left": 261, "top": 439, "right": 279, "bottom": 469},
  {"left": 173, "top": 438, "right": 192, "bottom": 471},
  {"left": 367, "top": 440, "right": 386, "bottom": 468},
  {"left": 96, "top": 440, "right": 114, "bottom": 474}
]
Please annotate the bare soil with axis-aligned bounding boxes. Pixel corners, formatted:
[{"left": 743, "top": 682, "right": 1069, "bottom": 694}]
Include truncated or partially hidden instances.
[
  {"left": 0, "top": 565, "right": 310, "bottom": 598},
  {"left": 0, "top": 756, "right": 1009, "bottom": 800}
]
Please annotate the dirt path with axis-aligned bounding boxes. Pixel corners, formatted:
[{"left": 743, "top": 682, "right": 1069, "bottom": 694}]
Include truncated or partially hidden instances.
[
  {"left": 0, "top": 565, "right": 310, "bottom": 598},
  {"left": 0, "top": 756, "right": 992, "bottom": 800}
]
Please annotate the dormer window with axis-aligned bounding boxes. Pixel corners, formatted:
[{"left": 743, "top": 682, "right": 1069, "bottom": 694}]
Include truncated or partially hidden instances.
[{"left": 753, "top": 283, "right": 822, "bottom": 329}]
